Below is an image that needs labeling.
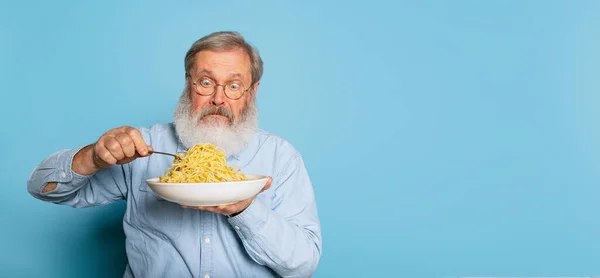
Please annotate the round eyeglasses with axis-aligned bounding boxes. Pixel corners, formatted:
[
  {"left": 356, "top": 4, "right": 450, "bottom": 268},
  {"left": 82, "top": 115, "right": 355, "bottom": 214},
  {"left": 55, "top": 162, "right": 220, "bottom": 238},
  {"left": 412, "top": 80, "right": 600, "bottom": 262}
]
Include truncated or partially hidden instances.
[{"left": 192, "top": 77, "right": 250, "bottom": 100}]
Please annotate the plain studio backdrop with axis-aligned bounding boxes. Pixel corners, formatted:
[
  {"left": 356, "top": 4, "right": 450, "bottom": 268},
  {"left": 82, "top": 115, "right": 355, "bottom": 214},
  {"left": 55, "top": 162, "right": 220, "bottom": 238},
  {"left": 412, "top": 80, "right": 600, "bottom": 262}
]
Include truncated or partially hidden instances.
[{"left": 1, "top": 1, "right": 600, "bottom": 277}]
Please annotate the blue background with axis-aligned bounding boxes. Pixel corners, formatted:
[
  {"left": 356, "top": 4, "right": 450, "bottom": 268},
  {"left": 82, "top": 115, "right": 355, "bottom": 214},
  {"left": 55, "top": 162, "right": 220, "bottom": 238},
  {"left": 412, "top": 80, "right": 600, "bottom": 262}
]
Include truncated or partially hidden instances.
[{"left": 1, "top": 1, "right": 600, "bottom": 277}]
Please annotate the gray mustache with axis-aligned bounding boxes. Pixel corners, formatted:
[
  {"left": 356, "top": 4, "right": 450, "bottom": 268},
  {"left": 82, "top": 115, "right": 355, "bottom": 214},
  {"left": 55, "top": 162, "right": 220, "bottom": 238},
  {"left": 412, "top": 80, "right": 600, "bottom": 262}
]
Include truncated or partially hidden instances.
[{"left": 199, "top": 106, "right": 234, "bottom": 123}]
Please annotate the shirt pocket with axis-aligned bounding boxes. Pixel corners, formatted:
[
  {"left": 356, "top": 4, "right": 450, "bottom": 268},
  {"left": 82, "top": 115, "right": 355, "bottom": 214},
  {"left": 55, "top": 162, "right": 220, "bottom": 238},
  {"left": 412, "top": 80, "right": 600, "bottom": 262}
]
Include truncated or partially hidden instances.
[{"left": 137, "top": 182, "right": 184, "bottom": 239}]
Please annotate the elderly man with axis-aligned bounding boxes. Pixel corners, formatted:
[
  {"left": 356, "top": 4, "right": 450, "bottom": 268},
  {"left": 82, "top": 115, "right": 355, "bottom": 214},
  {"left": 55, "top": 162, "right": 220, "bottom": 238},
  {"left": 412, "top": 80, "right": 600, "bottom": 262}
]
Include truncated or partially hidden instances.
[{"left": 27, "top": 31, "right": 322, "bottom": 278}]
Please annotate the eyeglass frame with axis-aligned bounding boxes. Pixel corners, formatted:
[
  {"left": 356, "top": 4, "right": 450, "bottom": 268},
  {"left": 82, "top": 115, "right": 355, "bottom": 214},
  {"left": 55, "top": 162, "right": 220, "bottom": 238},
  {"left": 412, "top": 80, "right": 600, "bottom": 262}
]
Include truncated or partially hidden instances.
[{"left": 188, "top": 74, "right": 253, "bottom": 100}]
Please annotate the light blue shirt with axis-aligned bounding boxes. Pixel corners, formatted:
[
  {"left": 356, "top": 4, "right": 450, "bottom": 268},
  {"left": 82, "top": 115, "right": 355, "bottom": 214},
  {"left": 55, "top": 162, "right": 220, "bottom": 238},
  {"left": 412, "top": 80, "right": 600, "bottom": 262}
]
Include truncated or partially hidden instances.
[{"left": 27, "top": 123, "right": 322, "bottom": 278}]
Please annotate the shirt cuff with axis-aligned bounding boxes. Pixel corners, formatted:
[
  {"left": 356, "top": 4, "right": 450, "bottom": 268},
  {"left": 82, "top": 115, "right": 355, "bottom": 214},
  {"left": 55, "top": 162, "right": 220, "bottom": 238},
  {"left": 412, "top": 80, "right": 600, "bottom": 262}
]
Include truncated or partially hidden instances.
[
  {"left": 56, "top": 146, "right": 93, "bottom": 186},
  {"left": 227, "top": 198, "right": 271, "bottom": 239},
  {"left": 28, "top": 146, "right": 92, "bottom": 196}
]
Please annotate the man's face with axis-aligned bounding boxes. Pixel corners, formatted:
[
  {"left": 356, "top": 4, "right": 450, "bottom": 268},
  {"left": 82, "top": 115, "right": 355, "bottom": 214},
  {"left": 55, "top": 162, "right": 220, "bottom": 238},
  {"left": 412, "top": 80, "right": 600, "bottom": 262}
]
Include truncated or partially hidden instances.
[
  {"left": 188, "top": 49, "right": 257, "bottom": 126},
  {"left": 173, "top": 48, "right": 260, "bottom": 155}
]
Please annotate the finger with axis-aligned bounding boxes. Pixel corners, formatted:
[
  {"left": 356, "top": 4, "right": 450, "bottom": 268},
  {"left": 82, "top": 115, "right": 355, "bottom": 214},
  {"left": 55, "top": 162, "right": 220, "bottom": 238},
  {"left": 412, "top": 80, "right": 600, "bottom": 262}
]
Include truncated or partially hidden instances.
[
  {"left": 105, "top": 127, "right": 121, "bottom": 137},
  {"left": 125, "top": 127, "right": 149, "bottom": 156},
  {"left": 261, "top": 177, "right": 273, "bottom": 192},
  {"left": 200, "top": 206, "right": 221, "bottom": 214},
  {"left": 207, "top": 205, "right": 235, "bottom": 215},
  {"left": 115, "top": 133, "right": 135, "bottom": 158},
  {"left": 224, "top": 200, "right": 251, "bottom": 216},
  {"left": 95, "top": 143, "right": 117, "bottom": 165},
  {"left": 181, "top": 205, "right": 216, "bottom": 213},
  {"left": 104, "top": 136, "right": 125, "bottom": 161},
  {"left": 181, "top": 205, "right": 198, "bottom": 209},
  {"left": 216, "top": 205, "right": 234, "bottom": 215}
]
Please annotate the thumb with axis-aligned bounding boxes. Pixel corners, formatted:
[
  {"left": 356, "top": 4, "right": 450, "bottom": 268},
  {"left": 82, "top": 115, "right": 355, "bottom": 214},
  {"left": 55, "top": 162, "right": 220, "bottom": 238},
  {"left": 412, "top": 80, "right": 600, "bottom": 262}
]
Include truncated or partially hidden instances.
[
  {"left": 261, "top": 177, "right": 273, "bottom": 192},
  {"left": 136, "top": 145, "right": 154, "bottom": 158}
]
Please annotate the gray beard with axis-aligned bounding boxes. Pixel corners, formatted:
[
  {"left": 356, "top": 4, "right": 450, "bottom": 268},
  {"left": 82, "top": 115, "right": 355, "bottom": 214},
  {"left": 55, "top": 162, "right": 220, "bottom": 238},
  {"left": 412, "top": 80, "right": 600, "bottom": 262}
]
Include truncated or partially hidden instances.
[{"left": 173, "top": 91, "right": 258, "bottom": 156}]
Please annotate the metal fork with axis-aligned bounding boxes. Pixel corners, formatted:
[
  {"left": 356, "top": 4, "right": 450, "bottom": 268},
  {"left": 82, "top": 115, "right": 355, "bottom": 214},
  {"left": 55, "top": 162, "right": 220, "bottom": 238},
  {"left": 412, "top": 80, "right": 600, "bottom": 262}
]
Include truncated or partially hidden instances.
[{"left": 148, "top": 150, "right": 180, "bottom": 159}]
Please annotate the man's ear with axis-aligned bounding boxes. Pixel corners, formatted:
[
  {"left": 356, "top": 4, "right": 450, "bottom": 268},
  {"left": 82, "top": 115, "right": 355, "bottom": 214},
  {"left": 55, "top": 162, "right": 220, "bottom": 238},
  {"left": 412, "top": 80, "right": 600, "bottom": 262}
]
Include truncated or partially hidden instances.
[{"left": 252, "top": 82, "right": 260, "bottom": 95}]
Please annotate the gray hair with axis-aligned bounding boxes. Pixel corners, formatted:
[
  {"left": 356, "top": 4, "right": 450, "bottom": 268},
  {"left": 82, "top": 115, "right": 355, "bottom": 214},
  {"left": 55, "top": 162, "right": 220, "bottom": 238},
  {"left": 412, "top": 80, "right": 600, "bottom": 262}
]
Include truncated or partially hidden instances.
[{"left": 184, "top": 31, "right": 264, "bottom": 86}]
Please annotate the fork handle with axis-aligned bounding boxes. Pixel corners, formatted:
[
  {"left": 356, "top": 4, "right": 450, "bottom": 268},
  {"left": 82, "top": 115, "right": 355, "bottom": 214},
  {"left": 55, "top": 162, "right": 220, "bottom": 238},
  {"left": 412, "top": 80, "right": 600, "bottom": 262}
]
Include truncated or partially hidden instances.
[{"left": 148, "top": 150, "right": 178, "bottom": 158}]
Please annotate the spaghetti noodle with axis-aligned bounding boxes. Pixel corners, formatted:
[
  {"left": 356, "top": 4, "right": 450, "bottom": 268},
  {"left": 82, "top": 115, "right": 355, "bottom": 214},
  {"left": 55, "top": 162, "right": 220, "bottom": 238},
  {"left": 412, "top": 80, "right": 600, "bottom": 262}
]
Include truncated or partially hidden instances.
[{"left": 158, "top": 143, "right": 247, "bottom": 183}]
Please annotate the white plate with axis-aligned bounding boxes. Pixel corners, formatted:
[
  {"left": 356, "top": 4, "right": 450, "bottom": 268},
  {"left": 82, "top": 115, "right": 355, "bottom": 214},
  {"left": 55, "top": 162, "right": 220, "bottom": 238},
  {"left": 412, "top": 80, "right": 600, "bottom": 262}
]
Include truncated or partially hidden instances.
[{"left": 145, "top": 175, "right": 269, "bottom": 206}]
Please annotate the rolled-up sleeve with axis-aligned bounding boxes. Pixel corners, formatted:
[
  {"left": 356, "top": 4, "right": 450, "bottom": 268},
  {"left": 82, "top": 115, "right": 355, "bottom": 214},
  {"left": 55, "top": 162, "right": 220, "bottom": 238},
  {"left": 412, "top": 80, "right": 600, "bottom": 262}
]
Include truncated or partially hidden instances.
[{"left": 27, "top": 146, "right": 128, "bottom": 208}]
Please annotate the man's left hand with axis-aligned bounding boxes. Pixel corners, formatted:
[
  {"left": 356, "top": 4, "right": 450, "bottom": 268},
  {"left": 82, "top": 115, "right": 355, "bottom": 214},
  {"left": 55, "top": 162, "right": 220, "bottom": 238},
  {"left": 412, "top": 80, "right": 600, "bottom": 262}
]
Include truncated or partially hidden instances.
[{"left": 181, "top": 177, "right": 272, "bottom": 216}]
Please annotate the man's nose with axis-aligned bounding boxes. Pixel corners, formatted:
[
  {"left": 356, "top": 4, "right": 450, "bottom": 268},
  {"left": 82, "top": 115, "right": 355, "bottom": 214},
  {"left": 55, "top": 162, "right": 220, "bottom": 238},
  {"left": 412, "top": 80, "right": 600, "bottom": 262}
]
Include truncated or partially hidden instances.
[{"left": 211, "top": 86, "right": 226, "bottom": 106}]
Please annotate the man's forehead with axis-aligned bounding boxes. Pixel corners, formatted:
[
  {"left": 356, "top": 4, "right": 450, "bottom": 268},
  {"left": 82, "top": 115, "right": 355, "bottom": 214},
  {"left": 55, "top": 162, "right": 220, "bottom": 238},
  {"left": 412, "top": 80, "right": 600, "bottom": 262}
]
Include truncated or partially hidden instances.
[
  {"left": 192, "top": 50, "right": 252, "bottom": 77},
  {"left": 195, "top": 69, "right": 244, "bottom": 79}
]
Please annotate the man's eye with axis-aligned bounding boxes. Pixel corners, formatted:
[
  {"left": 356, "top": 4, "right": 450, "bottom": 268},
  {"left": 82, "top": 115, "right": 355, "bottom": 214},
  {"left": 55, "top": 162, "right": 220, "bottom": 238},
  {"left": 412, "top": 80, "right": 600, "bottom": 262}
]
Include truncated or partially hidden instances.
[{"left": 200, "top": 79, "right": 212, "bottom": 87}]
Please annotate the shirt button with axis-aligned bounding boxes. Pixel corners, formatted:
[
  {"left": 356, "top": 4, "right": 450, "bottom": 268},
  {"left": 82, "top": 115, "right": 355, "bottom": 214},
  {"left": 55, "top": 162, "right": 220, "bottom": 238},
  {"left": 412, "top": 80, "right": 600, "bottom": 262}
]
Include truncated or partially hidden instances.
[
  {"left": 60, "top": 171, "right": 66, "bottom": 178},
  {"left": 204, "top": 237, "right": 210, "bottom": 243},
  {"left": 234, "top": 226, "right": 240, "bottom": 230}
]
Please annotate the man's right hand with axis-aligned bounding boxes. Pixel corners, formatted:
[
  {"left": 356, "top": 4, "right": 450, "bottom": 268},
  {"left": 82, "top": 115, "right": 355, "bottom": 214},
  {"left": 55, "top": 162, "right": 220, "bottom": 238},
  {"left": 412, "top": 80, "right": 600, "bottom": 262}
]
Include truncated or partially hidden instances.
[{"left": 73, "top": 126, "right": 152, "bottom": 176}]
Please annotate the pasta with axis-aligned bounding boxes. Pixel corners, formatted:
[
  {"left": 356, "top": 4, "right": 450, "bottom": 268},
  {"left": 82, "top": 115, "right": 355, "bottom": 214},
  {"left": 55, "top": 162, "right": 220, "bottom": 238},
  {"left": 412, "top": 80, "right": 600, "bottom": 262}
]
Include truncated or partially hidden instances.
[{"left": 158, "top": 143, "right": 247, "bottom": 183}]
